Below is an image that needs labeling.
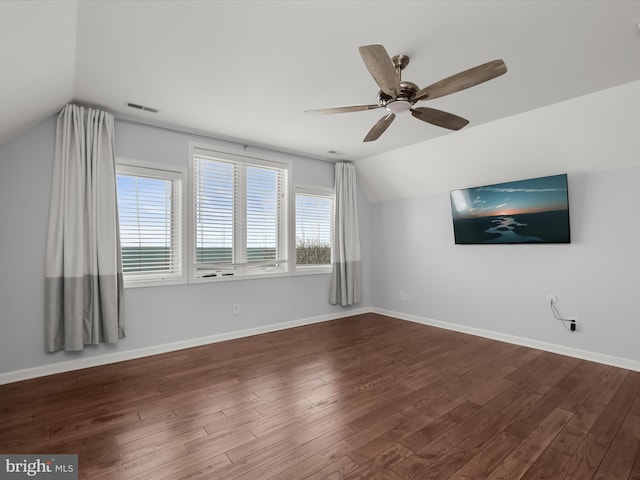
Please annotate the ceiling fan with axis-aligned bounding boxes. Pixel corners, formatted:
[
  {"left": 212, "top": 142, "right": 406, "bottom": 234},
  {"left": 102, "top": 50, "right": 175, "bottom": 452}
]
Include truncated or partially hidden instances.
[{"left": 305, "top": 44, "right": 507, "bottom": 142}]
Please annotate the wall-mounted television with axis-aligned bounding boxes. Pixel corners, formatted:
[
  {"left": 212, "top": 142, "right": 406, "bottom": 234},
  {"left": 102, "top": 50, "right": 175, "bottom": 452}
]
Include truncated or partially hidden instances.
[{"left": 450, "top": 174, "right": 570, "bottom": 244}]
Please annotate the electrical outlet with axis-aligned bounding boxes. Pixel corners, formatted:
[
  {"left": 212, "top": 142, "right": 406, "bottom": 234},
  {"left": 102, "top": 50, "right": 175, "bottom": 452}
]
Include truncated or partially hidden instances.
[
  {"left": 233, "top": 304, "right": 240, "bottom": 315},
  {"left": 400, "top": 292, "right": 409, "bottom": 301},
  {"left": 569, "top": 316, "right": 578, "bottom": 332},
  {"left": 546, "top": 294, "right": 557, "bottom": 304}
]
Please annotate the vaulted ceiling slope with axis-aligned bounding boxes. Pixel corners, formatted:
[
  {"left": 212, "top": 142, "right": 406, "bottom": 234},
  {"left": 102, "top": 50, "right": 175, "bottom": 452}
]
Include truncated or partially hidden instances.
[
  {"left": 0, "top": 1, "right": 77, "bottom": 145},
  {"left": 356, "top": 80, "right": 640, "bottom": 201},
  {"left": 1, "top": 1, "right": 639, "bottom": 163}
]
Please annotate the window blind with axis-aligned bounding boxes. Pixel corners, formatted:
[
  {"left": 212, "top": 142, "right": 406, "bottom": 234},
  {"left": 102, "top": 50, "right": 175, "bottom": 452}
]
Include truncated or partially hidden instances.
[
  {"left": 246, "top": 166, "right": 279, "bottom": 263},
  {"left": 295, "top": 191, "right": 333, "bottom": 266},
  {"left": 192, "top": 149, "right": 288, "bottom": 276},
  {"left": 116, "top": 165, "right": 183, "bottom": 283},
  {"left": 194, "top": 158, "right": 234, "bottom": 265}
]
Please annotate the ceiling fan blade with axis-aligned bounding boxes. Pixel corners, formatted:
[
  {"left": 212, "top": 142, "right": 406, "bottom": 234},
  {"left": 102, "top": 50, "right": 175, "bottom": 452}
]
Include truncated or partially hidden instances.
[
  {"left": 414, "top": 59, "right": 507, "bottom": 101},
  {"left": 363, "top": 112, "right": 395, "bottom": 142},
  {"left": 305, "top": 104, "right": 381, "bottom": 115},
  {"left": 359, "top": 44, "right": 400, "bottom": 98},
  {"left": 411, "top": 107, "right": 469, "bottom": 130}
]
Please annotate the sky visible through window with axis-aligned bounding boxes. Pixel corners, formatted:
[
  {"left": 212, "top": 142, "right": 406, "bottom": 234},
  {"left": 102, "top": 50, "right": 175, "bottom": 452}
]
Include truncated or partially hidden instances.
[
  {"left": 296, "top": 194, "right": 332, "bottom": 245},
  {"left": 246, "top": 166, "right": 277, "bottom": 249},
  {"left": 117, "top": 161, "right": 332, "bottom": 270},
  {"left": 116, "top": 172, "right": 178, "bottom": 274},
  {"left": 192, "top": 157, "right": 285, "bottom": 266},
  {"left": 116, "top": 174, "right": 172, "bottom": 247}
]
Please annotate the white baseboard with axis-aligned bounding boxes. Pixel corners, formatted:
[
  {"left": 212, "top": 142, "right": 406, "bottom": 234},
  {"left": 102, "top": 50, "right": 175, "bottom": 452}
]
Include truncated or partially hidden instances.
[
  {"left": 0, "top": 307, "right": 370, "bottom": 385},
  {"left": 4, "top": 306, "right": 638, "bottom": 385},
  {"left": 372, "top": 307, "right": 640, "bottom": 373}
]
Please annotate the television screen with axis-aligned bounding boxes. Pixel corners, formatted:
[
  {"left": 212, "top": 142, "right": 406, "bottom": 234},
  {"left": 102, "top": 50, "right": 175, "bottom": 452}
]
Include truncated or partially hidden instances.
[{"left": 450, "top": 174, "right": 570, "bottom": 244}]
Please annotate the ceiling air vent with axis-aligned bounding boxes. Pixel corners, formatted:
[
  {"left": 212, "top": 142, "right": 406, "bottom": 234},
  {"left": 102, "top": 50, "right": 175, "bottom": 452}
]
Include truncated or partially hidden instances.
[{"left": 126, "top": 102, "right": 158, "bottom": 113}]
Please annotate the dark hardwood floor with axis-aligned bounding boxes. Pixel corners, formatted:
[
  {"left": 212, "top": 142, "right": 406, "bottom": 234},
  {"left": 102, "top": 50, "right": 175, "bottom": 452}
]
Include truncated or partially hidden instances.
[{"left": 2, "top": 313, "right": 640, "bottom": 479}]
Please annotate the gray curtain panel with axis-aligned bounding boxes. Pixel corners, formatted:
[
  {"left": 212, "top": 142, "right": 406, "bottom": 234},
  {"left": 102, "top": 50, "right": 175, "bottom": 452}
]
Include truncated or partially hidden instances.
[
  {"left": 44, "top": 104, "right": 124, "bottom": 352},
  {"left": 330, "top": 162, "right": 362, "bottom": 306}
]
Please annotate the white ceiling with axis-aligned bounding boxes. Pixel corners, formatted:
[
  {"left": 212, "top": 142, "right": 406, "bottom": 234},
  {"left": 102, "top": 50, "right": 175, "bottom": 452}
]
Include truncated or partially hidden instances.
[{"left": 1, "top": 1, "right": 640, "bottom": 165}]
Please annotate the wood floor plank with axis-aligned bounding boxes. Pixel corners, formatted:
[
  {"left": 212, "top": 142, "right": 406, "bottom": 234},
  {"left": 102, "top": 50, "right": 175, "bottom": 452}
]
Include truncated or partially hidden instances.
[
  {"left": 302, "top": 455, "right": 360, "bottom": 480},
  {"left": 519, "top": 361, "right": 618, "bottom": 480},
  {"left": 503, "top": 363, "right": 581, "bottom": 440},
  {"left": 130, "top": 451, "right": 231, "bottom": 480},
  {"left": 519, "top": 410, "right": 599, "bottom": 480},
  {"left": 86, "top": 444, "right": 190, "bottom": 480},
  {"left": 393, "top": 434, "right": 471, "bottom": 480},
  {"left": 592, "top": 422, "right": 640, "bottom": 480},
  {"left": 484, "top": 407, "right": 573, "bottom": 480},
  {"left": 555, "top": 432, "right": 610, "bottom": 480},
  {"left": 630, "top": 449, "right": 640, "bottom": 480},
  {"left": 625, "top": 392, "right": 640, "bottom": 429},
  {"left": 279, "top": 411, "right": 414, "bottom": 478},
  {"left": 346, "top": 408, "right": 436, "bottom": 465},
  {"left": 342, "top": 443, "right": 413, "bottom": 480},
  {"left": 449, "top": 431, "right": 521, "bottom": 480},
  {"left": 400, "top": 400, "right": 482, "bottom": 453},
  {"left": 203, "top": 437, "right": 301, "bottom": 480},
  {"left": 114, "top": 410, "right": 226, "bottom": 446},
  {"left": 2, "top": 313, "right": 640, "bottom": 480},
  {"left": 117, "top": 427, "right": 208, "bottom": 463},
  {"left": 454, "top": 388, "right": 540, "bottom": 454},
  {"left": 590, "top": 370, "right": 640, "bottom": 441},
  {"left": 236, "top": 424, "right": 355, "bottom": 480},
  {"left": 558, "top": 361, "right": 612, "bottom": 413},
  {"left": 184, "top": 428, "right": 256, "bottom": 456},
  {"left": 467, "top": 377, "right": 514, "bottom": 406}
]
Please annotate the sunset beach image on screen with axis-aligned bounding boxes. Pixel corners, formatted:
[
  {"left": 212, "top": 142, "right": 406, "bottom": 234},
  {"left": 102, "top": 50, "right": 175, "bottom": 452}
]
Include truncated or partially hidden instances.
[{"left": 450, "top": 174, "right": 570, "bottom": 244}]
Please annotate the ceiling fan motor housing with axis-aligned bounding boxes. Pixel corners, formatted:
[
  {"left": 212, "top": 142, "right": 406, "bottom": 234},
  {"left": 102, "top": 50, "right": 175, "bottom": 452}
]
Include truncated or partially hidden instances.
[{"left": 379, "top": 81, "right": 419, "bottom": 113}]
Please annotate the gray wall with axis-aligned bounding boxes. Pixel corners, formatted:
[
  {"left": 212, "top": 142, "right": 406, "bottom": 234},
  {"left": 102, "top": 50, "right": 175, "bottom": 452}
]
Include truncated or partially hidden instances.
[
  {"left": 371, "top": 166, "right": 640, "bottom": 365},
  {"left": 4, "top": 106, "right": 638, "bottom": 377},
  {"left": 0, "top": 117, "right": 372, "bottom": 376}
]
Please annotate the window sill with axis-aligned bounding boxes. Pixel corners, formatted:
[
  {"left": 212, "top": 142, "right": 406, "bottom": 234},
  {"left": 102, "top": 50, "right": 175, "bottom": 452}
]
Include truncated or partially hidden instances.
[
  {"left": 294, "top": 266, "right": 332, "bottom": 276},
  {"left": 123, "top": 277, "right": 187, "bottom": 289},
  {"left": 190, "top": 269, "right": 290, "bottom": 283}
]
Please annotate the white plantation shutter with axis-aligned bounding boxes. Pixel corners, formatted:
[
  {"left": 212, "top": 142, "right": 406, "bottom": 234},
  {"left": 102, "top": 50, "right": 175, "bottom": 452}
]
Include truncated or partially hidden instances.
[
  {"left": 192, "top": 148, "right": 289, "bottom": 277},
  {"left": 116, "top": 161, "right": 186, "bottom": 286},
  {"left": 295, "top": 189, "right": 333, "bottom": 269}
]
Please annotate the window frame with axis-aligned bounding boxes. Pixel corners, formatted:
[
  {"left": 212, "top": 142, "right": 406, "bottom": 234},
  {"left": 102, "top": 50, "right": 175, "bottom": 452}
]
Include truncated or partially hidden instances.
[
  {"left": 294, "top": 185, "right": 334, "bottom": 276},
  {"left": 115, "top": 157, "right": 188, "bottom": 288},
  {"left": 189, "top": 143, "right": 292, "bottom": 282}
]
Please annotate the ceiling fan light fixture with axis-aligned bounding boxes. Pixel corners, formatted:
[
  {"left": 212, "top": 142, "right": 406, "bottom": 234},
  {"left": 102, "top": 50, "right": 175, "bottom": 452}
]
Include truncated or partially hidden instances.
[{"left": 386, "top": 100, "right": 412, "bottom": 114}]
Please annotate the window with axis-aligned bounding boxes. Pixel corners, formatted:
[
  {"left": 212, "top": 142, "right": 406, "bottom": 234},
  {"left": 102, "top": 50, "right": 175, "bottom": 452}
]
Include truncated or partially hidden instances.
[
  {"left": 191, "top": 146, "right": 289, "bottom": 279},
  {"left": 116, "top": 159, "right": 186, "bottom": 287},
  {"left": 295, "top": 187, "right": 333, "bottom": 274}
]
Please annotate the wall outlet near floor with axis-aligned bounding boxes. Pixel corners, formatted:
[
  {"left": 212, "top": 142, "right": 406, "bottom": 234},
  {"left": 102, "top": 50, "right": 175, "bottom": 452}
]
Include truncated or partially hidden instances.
[
  {"left": 233, "top": 304, "right": 240, "bottom": 315},
  {"left": 400, "top": 291, "right": 409, "bottom": 301}
]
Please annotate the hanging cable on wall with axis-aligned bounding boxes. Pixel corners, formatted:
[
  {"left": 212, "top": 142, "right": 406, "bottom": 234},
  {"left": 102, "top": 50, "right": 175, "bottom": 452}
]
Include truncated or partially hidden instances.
[{"left": 547, "top": 295, "right": 578, "bottom": 332}]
